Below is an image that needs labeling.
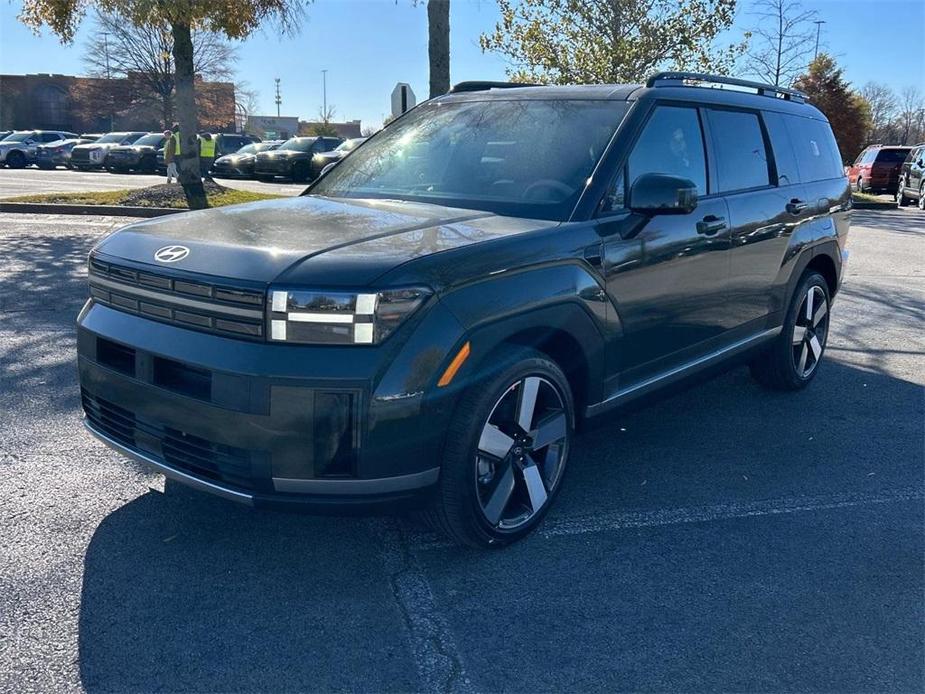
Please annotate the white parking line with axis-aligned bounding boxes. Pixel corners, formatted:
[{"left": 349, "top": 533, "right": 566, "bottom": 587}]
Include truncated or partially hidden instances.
[{"left": 408, "top": 487, "right": 924, "bottom": 550}]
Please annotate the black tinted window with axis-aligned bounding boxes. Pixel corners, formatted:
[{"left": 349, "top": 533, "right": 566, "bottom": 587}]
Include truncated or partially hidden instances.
[
  {"left": 628, "top": 106, "right": 707, "bottom": 195},
  {"left": 874, "top": 149, "right": 911, "bottom": 163},
  {"left": 707, "top": 109, "right": 771, "bottom": 192},
  {"left": 763, "top": 112, "right": 800, "bottom": 185},
  {"left": 786, "top": 116, "right": 844, "bottom": 181}
]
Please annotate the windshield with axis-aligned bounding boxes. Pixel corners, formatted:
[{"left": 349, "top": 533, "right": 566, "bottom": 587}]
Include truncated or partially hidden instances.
[
  {"left": 336, "top": 138, "right": 365, "bottom": 153},
  {"left": 311, "top": 99, "right": 627, "bottom": 221},
  {"left": 875, "top": 149, "right": 911, "bottom": 163},
  {"left": 278, "top": 137, "right": 317, "bottom": 152},
  {"left": 132, "top": 134, "right": 164, "bottom": 147},
  {"left": 236, "top": 144, "right": 259, "bottom": 155},
  {"left": 95, "top": 133, "right": 129, "bottom": 143},
  {"left": 4, "top": 132, "right": 36, "bottom": 143}
]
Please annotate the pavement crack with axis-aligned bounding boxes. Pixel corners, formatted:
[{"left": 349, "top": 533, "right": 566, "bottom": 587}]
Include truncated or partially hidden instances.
[{"left": 372, "top": 517, "right": 474, "bottom": 694}]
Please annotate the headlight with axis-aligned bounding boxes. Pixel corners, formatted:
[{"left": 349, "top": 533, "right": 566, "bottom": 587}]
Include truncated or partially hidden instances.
[
  {"left": 89, "top": 149, "right": 103, "bottom": 160},
  {"left": 268, "top": 287, "right": 431, "bottom": 345}
]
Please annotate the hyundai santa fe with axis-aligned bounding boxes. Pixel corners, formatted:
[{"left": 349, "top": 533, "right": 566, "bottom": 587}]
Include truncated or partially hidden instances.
[{"left": 78, "top": 72, "right": 851, "bottom": 547}]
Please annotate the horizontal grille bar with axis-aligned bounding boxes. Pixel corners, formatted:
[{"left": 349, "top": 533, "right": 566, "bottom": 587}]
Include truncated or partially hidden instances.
[{"left": 89, "top": 258, "right": 266, "bottom": 341}]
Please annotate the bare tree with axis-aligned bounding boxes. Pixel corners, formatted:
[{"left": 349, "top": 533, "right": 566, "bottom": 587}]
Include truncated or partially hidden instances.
[
  {"left": 83, "top": 10, "right": 238, "bottom": 129},
  {"left": 896, "top": 86, "right": 924, "bottom": 145},
  {"left": 235, "top": 80, "right": 260, "bottom": 132},
  {"left": 744, "top": 0, "right": 818, "bottom": 87},
  {"left": 860, "top": 82, "right": 897, "bottom": 143}
]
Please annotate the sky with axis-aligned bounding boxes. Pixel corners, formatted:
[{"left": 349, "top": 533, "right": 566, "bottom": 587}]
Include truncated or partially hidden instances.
[{"left": 0, "top": 0, "right": 923, "bottom": 131}]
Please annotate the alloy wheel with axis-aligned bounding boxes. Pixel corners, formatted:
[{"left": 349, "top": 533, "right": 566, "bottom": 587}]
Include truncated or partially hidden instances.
[
  {"left": 475, "top": 376, "right": 569, "bottom": 530},
  {"left": 791, "top": 285, "right": 829, "bottom": 379},
  {"left": 919, "top": 184, "right": 925, "bottom": 210}
]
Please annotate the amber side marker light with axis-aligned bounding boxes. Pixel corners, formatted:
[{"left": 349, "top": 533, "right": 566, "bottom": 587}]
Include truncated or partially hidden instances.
[{"left": 437, "top": 341, "right": 471, "bottom": 387}]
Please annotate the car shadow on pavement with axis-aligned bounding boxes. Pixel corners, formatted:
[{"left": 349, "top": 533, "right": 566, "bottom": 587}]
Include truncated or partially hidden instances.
[{"left": 76, "top": 359, "right": 924, "bottom": 693}]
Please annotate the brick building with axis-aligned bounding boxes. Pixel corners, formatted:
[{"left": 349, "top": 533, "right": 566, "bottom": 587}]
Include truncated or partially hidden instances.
[{"left": 0, "top": 73, "right": 235, "bottom": 134}]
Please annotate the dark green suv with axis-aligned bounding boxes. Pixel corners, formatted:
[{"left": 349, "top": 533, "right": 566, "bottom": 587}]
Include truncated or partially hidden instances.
[{"left": 78, "top": 73, "right": 850, "bottom": 547}]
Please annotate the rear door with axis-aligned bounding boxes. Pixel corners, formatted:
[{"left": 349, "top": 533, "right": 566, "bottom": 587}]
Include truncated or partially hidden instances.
[
  {"left": 717, "top": 107, "right": 811, "bottom": 332},
  {"left": 908, "top": 146, "right": 925, "bottom": 193}
]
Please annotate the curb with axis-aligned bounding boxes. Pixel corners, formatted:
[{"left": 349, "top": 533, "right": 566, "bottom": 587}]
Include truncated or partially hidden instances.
[
  {"left": 0, "top": 202, "right": 183, "bottom": 217},
  {"left": 851, "top": 201, "right": 897, "bottom": 210}
]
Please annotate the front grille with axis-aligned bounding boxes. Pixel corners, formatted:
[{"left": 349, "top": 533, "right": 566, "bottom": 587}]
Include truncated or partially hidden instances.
[
  {"left": 83, "top": 389, "right": 256, "bottom": 490},
  {"left": 71, "top": 149, "right": 90, "bottom": 162},
  {"left": 89, "top": 257, "right": 266, "bottom": 340}
]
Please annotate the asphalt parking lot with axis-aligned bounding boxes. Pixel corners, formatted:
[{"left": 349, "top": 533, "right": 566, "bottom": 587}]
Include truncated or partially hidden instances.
[
  {"left": 0, "top": 166, "right": 303, "bottom": 199},
  {"left": 1, "top": 205, "right": 922, "bottom": 692}
]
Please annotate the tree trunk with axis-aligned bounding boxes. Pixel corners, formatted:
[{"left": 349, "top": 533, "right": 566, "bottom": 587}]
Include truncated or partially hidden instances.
[
  {"left": 170, "top": 20, "right": 207, "bottom": 210},
  {"left": 428, "top": 0, "right": 450, "bottom": 98}
]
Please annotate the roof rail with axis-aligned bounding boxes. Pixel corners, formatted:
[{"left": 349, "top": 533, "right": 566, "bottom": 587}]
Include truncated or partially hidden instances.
[
  {"left": 646, "top": 71, "right": 806, "bottom": 103},
  {"left": 448, "top": 81, "right": 542, "bottom": 94}
]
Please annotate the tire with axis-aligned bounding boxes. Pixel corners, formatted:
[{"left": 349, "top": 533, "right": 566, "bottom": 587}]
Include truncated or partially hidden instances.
[
  {"left": 292, "top": 161, "right": 310, "bottom": 183},
  {"left": 896, "top": 178, "right": 910, "bottom": 207},
  {"left": 919, "top": 183, "right": 925, "bottom": 211},
  {"left": 750, "top": 271, "right": 831, "bottom": 391},
  {"left": 425, "top": 347, "right": 574, "bottom": 548},
  {"left": 5, "top": 150, "right": 26, "bottom": 169},
  {"left": 141, "top": 156, "right": 156, "bottom": 174},
  {"left": 36, "top": 163, "right": 54, "bottom": 170}
]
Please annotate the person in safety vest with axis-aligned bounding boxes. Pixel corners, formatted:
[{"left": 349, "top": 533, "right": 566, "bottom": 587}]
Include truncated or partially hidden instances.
[
  {"left": 164, "top": 124, "right": 180, "bottom": 184},
  {"left": 199, "top": 132, "right": 216, "bottom": 182}
]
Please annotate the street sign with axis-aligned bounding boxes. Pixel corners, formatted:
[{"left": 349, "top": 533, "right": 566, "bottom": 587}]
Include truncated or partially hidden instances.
[{"left": 391, "top": 83, "right": 417, "bottom": 118}]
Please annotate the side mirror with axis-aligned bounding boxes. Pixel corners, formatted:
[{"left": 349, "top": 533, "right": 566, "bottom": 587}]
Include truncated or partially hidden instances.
[{"left": 629, "top": 173, "right": 698, "bottom": 215}]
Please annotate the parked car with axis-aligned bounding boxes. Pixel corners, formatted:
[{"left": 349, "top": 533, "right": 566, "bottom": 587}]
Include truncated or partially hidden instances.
[
  {"left": 35, "top": 137, "right": 99, "bottom": 169},
  {"left": 0, "top": 130, "right": 80, "bottom": 168},
  {"left": 78, "top": 73, "right": 850, "bottom": 547},
  {"left": 212, "top": 141, "right": 282, "bottom": 178},
  {"left": 309, "top": 137, "right": 367, "bottom": 179},
  {"left": 70, "top": 131, "right": 147, "bottom": 171},
  {"left": 155, "top": 133, "right": 261, "bottom": 174},
  {"left": 105, "top": 133, "right": 166, "bottom": 173},
  {"left": 895, "top": 143, "right": 925, "bottom": 209},
  {"left": 847, "top": 145, "right": 911, "bottom": 194},
  {"left": 253, "top": 136, "right": 342, "bottom": 181}
]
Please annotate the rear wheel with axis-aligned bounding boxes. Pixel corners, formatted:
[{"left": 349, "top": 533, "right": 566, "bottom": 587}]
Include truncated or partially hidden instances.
[
  {"left": 750, "top": 271, "right": 831, "bottom": 390},
  {"left": 896, "top": 178, "right": 910, "bottom": 206},
  {"left": 426, "top": 348, "right": 574, "bottom": 547}
]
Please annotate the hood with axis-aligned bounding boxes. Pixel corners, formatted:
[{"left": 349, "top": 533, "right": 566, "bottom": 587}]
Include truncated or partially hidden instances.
[
  {"left": 92, "top": 195, "right": 552, "bottom": 287},
  {"left": 219, "top": 153, "right": 255, "bottom": 162},
  {"left": 110, "top": 144, "right": 157, "bottom": 153},
  {"left": 315, "top": 150, "right": 342, "bottom": 162}
]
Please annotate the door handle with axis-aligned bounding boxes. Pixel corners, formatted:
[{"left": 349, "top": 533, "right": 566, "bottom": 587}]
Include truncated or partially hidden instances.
[
  {"left": 786, "top": 198, "right": 809, "bottom": 214},
  {"left": 696, "top": 215, "right": 727, "bottom": 235}
]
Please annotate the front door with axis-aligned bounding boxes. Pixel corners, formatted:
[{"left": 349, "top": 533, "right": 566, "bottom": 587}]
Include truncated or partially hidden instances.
[{"left": 597, "top": 104, "right": 732, "bottom": 391}]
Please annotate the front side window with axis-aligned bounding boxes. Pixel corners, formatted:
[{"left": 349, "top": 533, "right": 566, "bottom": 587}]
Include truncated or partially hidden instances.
[
  {"left": 628, "top": 106, "right": 708, "bottom": 195},
  {"left": 707, "top": 109, "right": 771, "bottom": 192},
  {"left": 311, "top": 99, "right": 627, "bottom": 221}
]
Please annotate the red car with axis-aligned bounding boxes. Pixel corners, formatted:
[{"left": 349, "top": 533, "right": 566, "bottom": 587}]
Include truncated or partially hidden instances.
[{"left": 848, "top": 145, "right": 912, "bottom": 194}]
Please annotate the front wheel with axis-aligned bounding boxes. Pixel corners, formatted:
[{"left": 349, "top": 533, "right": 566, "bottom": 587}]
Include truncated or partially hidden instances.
[
  {"left": 426, "top": 348, "right": 574, "bottom": 547},
  {"left": 919, "top": 183, "right": 925, "bottom": 211},
  {"left": 750, "top": 271, "right": 831, "bottom": 390},
  {"left": 5, "top": 151, "right": 26, "bottom": 168}
]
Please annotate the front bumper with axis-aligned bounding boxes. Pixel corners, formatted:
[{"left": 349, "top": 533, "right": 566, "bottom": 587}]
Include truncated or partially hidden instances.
[{"left": 77, "top": 300, "right": 466, "bottom": 510}]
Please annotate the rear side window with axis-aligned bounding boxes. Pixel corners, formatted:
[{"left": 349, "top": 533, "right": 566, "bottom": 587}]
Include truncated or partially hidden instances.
[
  {"left": 786, "top": 116, "right": 844, "bottom": 181},
  {"left": 763, "top": 112, "right": 800, "bottom": 185},
  {"left": 627, "top": 105, "right": 708, "bottom": 195},
  {"left": 706, "top": 109, "right": 771, "bottom": 192}
]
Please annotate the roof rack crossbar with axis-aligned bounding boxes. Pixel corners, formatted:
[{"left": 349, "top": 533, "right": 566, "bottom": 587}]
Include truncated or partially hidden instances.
[
  {"left": 448, "top": 81, "right": 542, "bottom": 94},
  {"left": 646, "top": 71, "right": 806, "bottom": 103}
]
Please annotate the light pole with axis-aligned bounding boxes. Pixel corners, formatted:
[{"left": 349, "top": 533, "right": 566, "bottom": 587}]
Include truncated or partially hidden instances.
[
  {"left": 274, "top": 77, "right": 281, "bottom": 118},
  {"left": 813, "top": 20, "right": 827, "bottom": 60},
  {"left": 321, "top": 69, "right": 328, "bottom": 120},
  {"left": 101, "top": 32, "right": 113, "bottom": 130}
]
